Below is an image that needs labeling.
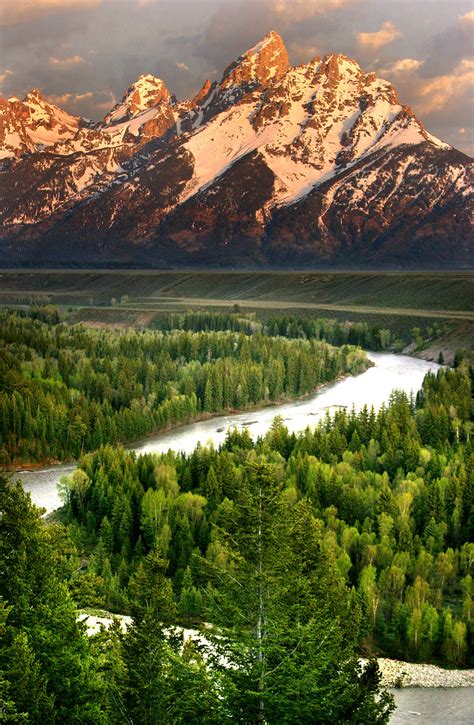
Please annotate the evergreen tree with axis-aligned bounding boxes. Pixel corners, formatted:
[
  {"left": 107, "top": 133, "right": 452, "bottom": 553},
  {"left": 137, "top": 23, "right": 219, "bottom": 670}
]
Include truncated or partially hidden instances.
[
  {"left": 120, "top": 550, "right": 223, "bottom": 723},
  {"left": 0, "top": 476, "right": 107, "bottom": 723},
  {"left": 202, "top": 461, "right": 394, "bottom": 723}
]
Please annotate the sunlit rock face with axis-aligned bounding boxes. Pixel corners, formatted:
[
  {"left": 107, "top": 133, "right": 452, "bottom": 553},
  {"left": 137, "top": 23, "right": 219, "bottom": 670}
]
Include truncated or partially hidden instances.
[
  {"left": 102, "top": 74, "right": 172, "bottom": 126},
  {"left": 0, "top": 32, "right": 472, "bottom": 268},
  {"left": 0, "top": 90, "right": 82, "bottom": 159}
]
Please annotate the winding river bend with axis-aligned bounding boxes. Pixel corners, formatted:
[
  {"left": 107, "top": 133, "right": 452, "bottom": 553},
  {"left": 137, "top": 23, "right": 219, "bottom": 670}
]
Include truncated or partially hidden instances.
[
  {"left": 18, "top": 352, "right": 439, "bottom": 514},
  {"left": 13, "top": 351, "right": 474, "bottom": 722}
]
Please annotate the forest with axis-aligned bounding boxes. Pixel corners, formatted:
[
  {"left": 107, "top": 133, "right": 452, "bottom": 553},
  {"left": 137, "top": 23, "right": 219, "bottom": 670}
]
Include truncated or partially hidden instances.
[
  {"left": 1, "top": 307, "right": 473, "bottom": 723},
  {"left": 57, "top": 362, "right": 473, "bottom": 665},
  {"left": 0, "top": 308, "right": 369, "bottom": 465}
]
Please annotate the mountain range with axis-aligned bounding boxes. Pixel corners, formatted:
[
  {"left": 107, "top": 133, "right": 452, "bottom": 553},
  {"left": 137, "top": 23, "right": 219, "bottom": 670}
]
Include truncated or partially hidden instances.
[{"left": 0, "top": 31, "right": 472, "bottom": 268}]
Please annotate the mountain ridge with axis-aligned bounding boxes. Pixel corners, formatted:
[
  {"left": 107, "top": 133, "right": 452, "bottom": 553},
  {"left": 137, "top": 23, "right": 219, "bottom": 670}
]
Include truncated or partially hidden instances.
[{"left": 0, "top": 31, "right": 472, "bottom": 268}]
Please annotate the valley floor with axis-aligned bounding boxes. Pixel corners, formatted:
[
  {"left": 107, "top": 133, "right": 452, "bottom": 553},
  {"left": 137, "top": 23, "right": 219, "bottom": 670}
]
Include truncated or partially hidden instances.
[
  {"left": 1, "top": 269, "right": 473, "bottom": 312},
  {"left": 1, "top": 268, "right": 472, "bottom": 363}
]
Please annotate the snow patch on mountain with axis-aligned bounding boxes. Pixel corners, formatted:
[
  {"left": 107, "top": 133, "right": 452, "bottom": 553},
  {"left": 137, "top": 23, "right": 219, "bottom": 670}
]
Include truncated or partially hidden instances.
[
  {"left": 0, "top": 30, "right": 471, "bottom": 269},
  {"left": 103, "top": 74, "right": 170, "bottom": 126}
]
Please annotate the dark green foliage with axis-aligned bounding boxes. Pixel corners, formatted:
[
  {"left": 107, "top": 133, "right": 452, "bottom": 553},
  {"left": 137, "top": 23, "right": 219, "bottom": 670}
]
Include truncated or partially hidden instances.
[
  {"left": 0, "top": 309, "right": 368, "bottom": 465},
  {"left": 64, "top": 364, "right": 473, "bottom": 667},
  {"left": 150, "top": 310, "right": 397, "bottom": 351},
  {"left": 0, "top": 476, "right": 107, "bottom": 723},
  {"left": 117, "top": 552, "right": 225, "bottom": 724}
]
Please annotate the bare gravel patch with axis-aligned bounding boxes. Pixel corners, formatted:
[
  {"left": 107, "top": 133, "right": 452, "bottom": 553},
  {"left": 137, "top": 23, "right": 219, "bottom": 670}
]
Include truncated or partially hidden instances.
[{"left": 362, "top": 657, "right": 474, "bottom": 688}]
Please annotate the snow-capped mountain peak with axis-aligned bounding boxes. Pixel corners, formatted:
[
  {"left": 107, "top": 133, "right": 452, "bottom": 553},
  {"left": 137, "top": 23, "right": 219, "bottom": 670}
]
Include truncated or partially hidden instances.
[
  {"left": 0, "top": 31, "right": 471, "bottom": 268},
  {"left": 102, "top": 74, "right": 171, "bottom": 126},
  {"left": 0, "top": 90, "right": 80, "bottom": 159}
]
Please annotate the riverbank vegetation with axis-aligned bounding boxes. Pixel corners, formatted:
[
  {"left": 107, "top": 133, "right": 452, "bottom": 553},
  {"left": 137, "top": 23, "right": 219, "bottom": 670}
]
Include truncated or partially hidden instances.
[
  {"left": 57, "top": 364, "right": 473, "bottom": 669},
  {"left": 1, "top": 472, "right": 394, "bottom": 723},
  {"left": 1, "top": 306, "right": 472, "bottom": 722},
  {"left": 0, "top": 308, "right": 370, "bottom": 465}
]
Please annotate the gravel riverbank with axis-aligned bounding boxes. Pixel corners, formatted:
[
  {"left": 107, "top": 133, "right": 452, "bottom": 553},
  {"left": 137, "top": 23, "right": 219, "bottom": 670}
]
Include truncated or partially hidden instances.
[
  {"left": 361, "top": 657, "right": 474, "bottom": 688},
  {"left": 78, "top": 611, "right": 473, "bottom": 689}
]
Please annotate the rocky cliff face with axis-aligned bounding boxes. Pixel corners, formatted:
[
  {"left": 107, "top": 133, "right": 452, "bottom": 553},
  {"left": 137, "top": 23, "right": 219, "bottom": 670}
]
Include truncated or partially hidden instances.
[
  {"left": 0, "top": 31, "right": 472, "bottom": 267},
  {"left": 102, "top": 74, "right": 172, "bottom": 126},
  {"left": 0, "top": 90, "right": 82, "bottom": 159}
]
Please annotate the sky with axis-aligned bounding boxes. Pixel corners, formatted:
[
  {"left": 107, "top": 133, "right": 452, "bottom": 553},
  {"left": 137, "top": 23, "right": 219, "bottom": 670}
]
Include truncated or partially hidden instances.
[{"left": 0, "top": 0, "right": 473, "bottom": 155}]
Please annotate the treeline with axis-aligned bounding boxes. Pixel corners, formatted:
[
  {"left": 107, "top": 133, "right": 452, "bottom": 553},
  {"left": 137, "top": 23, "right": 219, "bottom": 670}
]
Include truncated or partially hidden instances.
[
  {"left": 0, "top": 309, "right": 368, "bottom": 465},
  {"left": 63, "top": 364, "right": 473, "bottom": 667},
  {"left": 150, "top": 310, "right": 396, "bottom": 350}
]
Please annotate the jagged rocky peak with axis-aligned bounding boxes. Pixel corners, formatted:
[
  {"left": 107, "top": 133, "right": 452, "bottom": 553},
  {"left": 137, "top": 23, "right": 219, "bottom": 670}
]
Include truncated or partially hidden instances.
[
  {"left": 191, "top": 79, "right": 214, "bottom": 107},
  {"left": 197, "top": 31, "right": 290, "bottom": 120},
  {"left": 218, "top": 31, "right": 288, "bottom": 102},
  {"left": 23, "top": 88, "right": 45, "bottom": 103},
  {"left": 310, "top": 53, "right": 370, "bottom": 91},
  {"left": 102, "top": 73, "right": 171, "bottom": 126},
  {"left": 321, "top": 53, "right": 362, "bottom": 76},
  {"left": 0, "top": 88, "right": 81, "bottom": 159},
  {"left": 17, "top": 88, "right": 77, "bottom": 123},
  {"left": 304, "top": 52, "right": 401, "bottom": 110},
  {"left": 221, "top": 31, "right": 289, "bottom": 92}
]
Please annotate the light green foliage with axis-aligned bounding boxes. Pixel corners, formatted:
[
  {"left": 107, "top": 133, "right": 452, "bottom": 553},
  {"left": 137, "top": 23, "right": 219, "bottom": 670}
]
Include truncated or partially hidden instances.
[{"left": 62, "top": 364, "right": 473, "bottom": 668}]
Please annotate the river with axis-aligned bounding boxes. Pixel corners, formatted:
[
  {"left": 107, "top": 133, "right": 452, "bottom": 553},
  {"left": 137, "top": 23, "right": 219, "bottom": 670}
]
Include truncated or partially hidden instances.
[
  {"left": 18, "top": 351, "right": 440, "bottom": 515},
  {"left": 390, "top": 687, "right": 474, "bottom": 723},
  {"left": 13, "top": 351, "right": 474, "bottom": 722}
]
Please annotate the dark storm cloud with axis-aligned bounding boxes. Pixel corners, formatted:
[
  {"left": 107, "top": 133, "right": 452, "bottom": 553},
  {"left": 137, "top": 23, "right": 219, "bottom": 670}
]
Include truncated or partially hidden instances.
[{"left": 0, "top": 0, "right": 472, "bottom": 154}]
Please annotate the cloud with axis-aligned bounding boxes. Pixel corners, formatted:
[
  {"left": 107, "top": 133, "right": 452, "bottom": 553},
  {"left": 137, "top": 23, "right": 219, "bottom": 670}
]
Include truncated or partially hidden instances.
[
  {"left": 459, "top": 10, "right": 474, "bottom": 25},
  {"left": 0, "top": 68, "right": 13, "bottom": 92},
  {"left": 380, "top": 58, "right": 423, "bottom": 75},
  {"left": 421, "top": 11, "right": 474, "bottom": 78},
  {"left": 357, "top": 21, "right": 401, "bottom": 51},
  {"left": 94, "top": 91, "right": 117, "bottom": 112},
  {"left": 287, "top": 41, "right": 319, "bottom": 64},
  {"left": 49, "top": 55, "right": 88, "bottom": 67},
  {"left": 0, "top": 0, "right": 102, "bottom": 27},
  {"left": 46, "top": 89, "right": 115, "bottom": 116},
  {"left": 417, "top": 58, "right": 474, "bottom": 114},
  {"left": 272, "top": 0, "right": 359, "bottom": 22},
  {"left": 47, "top": 91, "right": 93, "bottom": 105}
]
